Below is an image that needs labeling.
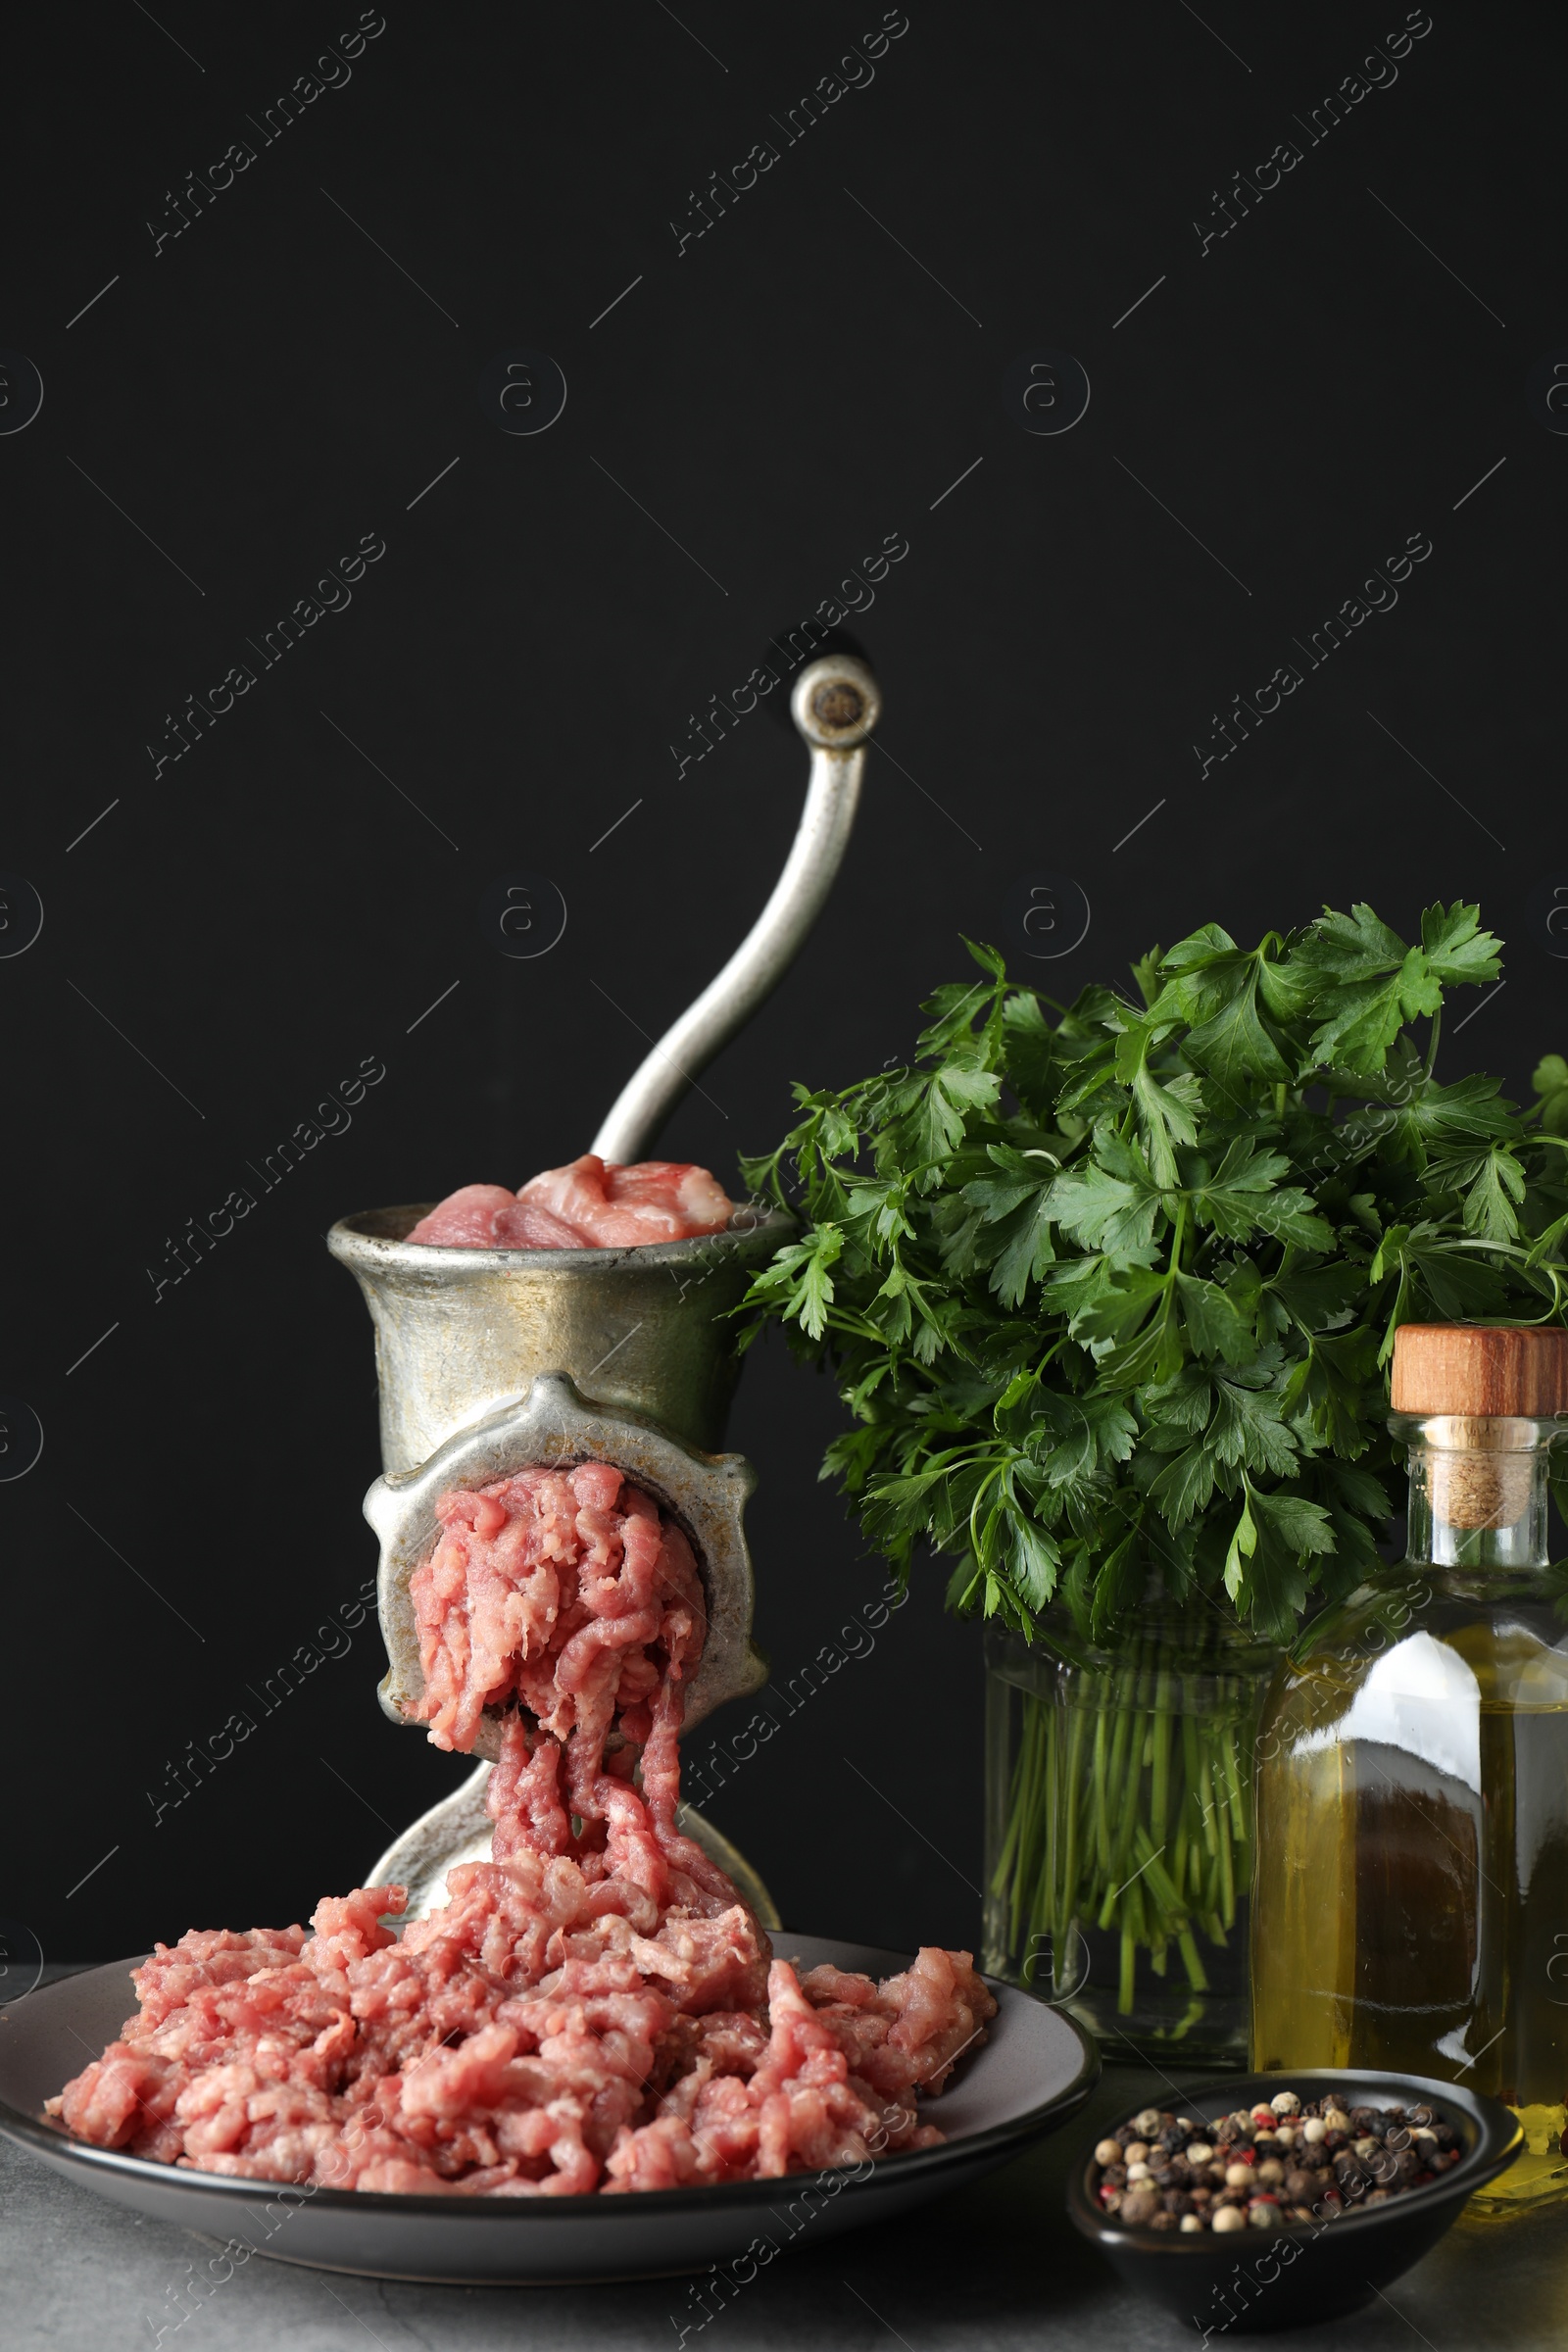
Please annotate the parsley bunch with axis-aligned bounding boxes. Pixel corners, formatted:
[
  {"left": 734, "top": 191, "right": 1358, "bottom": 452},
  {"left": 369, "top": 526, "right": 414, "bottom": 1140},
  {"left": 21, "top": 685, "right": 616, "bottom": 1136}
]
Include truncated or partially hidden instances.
[{"left": 742, "top": 904, "right": 1568, "bottom": 1646}]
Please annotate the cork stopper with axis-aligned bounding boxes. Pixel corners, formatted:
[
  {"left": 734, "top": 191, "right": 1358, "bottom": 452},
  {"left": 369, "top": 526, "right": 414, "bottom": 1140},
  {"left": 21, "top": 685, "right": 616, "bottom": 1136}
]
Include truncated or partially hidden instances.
[
  {"left": 1392, "top": 1324, "right": 1568, "bottom": 1416},
  {"left": 1392, "top": 1325, "right": 1568, "bottom": 1529}
]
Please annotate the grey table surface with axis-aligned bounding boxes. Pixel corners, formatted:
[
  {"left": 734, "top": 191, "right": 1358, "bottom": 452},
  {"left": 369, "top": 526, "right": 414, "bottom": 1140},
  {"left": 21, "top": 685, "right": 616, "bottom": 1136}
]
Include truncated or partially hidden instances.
[{"left": 5, "top": 1974, "right": 1566, "bottom": 2352}]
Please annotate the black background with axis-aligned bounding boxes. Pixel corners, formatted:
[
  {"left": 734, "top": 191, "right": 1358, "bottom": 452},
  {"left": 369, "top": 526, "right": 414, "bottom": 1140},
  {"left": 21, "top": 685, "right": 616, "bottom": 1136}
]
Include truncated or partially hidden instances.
[{"left": 4, "top": 0, "right": 1564, "bottom": 1968}]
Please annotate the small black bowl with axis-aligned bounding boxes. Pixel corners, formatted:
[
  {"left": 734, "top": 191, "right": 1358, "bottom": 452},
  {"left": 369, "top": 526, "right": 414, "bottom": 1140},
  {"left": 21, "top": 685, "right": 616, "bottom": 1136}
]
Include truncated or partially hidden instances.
[{"left": 1066, "top": 2067, "right": 1523, "bottom": 2334}]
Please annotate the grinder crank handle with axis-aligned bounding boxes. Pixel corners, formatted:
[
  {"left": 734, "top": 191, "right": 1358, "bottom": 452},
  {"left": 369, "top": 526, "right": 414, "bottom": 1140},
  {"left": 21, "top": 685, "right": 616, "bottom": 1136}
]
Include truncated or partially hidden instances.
[{"left": 590, "top": 653, "right": 880, "bottom": 1164}]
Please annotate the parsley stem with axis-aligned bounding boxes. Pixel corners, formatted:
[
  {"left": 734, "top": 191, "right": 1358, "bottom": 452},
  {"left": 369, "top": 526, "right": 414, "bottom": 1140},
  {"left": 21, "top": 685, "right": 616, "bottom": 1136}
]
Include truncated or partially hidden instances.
[
  {"left": 990, "top": 1612, "right": 1263, "bottom": 2027},
  {"left": 1093, "top": 1701, "right": 1110, "bottom": 1875},
  {"left": 1061, "top": 1700, "right": 1089, "bottom": 1925},
  {"left": 1179, "top": 1926, "right": 1209, "bottom": 1992},
  {"left": 1150, "top": 1669, "right": 1172, "bottom": 1843}
]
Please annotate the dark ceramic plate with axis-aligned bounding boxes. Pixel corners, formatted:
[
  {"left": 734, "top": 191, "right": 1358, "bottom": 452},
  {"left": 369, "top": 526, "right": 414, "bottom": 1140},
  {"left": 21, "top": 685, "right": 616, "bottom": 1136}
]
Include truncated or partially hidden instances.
[
  {"left": 0, "top": 1936, "right": 1098, "bottom": 2283},
  {"left": 1066, "top": 2066, "right": 1524, "bottom": 2334}
]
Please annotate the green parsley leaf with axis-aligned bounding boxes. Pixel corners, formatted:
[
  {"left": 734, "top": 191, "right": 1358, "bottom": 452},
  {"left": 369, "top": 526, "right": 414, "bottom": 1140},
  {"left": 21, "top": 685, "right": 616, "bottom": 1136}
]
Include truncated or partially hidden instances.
[{"left": 1533, "top": 1053, "right": 1568, "bottom": 1137}]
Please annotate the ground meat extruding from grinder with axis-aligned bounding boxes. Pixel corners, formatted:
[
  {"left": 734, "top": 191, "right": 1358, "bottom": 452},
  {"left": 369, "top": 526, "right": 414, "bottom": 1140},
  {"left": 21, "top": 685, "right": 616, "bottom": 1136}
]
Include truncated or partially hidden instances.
[
  {"left": 407, "top": 1155, "right": 738, "bottom": 1249},
  {"left": 50, "top": 1464, "right": 994, "bottom": 2194}
]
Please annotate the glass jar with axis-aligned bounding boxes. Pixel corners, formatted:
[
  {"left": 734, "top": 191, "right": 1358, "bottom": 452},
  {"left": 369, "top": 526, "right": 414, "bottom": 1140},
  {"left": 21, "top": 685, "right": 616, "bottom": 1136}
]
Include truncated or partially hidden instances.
[
  {"left": 984, "top": 1597, "right": 1281, "bottom": 2066},
  {"left": 1251, "top": 1387, "right": 1568, "bottom": 2216}
]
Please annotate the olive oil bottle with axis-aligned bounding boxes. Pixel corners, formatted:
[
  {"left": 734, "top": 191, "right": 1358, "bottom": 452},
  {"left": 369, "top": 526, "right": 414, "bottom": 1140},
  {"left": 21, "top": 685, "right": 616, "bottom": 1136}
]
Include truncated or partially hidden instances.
[{"left": 1251, "top": 1323, "right": 1568, "bottom": 2215}]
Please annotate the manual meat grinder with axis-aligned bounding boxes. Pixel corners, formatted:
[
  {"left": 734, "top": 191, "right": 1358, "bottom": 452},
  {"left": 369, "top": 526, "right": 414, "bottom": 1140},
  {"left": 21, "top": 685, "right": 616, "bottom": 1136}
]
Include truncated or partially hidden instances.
[{"left": 327, "top": 655, "right": 880, "bottom": 1926}]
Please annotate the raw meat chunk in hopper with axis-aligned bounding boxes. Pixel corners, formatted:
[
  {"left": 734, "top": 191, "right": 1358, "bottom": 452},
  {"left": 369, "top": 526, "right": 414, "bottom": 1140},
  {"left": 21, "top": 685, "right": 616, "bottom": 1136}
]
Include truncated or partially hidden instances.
[{"left": 408, "top": 1156, "right": 738, "bottom": 1249}]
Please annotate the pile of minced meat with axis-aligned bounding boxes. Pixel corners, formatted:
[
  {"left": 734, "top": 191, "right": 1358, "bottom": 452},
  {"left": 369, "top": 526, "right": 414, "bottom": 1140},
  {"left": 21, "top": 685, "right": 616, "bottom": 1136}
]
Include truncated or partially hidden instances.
[{"left": 51, "top": 1162, "right": 994, "bottom": 2197}]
